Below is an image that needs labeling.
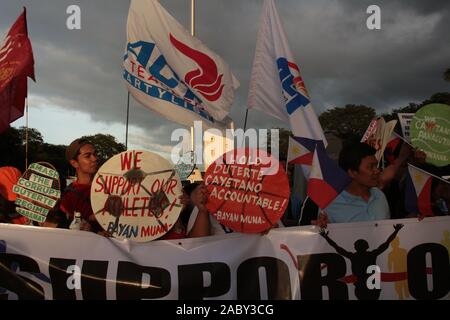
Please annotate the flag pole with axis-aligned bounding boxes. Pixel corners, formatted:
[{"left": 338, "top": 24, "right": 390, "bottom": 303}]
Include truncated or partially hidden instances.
[
  {"left": 285, "top": 136, "right": 290, "bottom": 172},
  {"left": 25, "top": 98, "right": 29, "bottom": 169},
  {"left": 191, "top": 0, "right": 196, "bottom": 37},
  {"left": 393, "top": 131, "right": 413, "bottom": 147},
  {"left": 239, "top": 108, "right": 249, "bottom": 148},
  {"left": 243, "top": 108, "right": 249, "bottom": 132},
  {"left": 190, "top": 0, "right": 195, "bottom": 154},
  {"left": 125, "top": 92, "right": 130, "bottom": 150},
  {"left": 408, "top": 163, "right": 450, "bottom": 185}
]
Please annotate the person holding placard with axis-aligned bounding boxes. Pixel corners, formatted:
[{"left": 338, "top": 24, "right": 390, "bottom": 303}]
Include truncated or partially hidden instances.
[
  {"left": 59, "top": 138, "right": 110, "bottom": 236},
  {"left": 166, "top": 182, "right": 211, "bottom": 239}
]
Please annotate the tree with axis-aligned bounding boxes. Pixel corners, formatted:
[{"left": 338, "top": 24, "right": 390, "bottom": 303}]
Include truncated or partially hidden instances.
[
  {"left": 17, "top": 126, "right": 45, "bottom": 167},
  {"left": 444, "top": 68, "right": 450, "bottom": 82},
  {"left": 0, "top": 126, "right": 47, "bottom": 171},
  {"left": 420, "top": 92, "right": 450, "bottom": 106},
  {"left": 36, "top": 143, "right": 71, "bottom": 181},
  {"left": 80, "top": 133, "right": 126, "bottom": 166},
  {"left": 319, "top": 104, "right": 376, "bottom": 141},
  {"left": 0, "top": 127, "right": 24, "bottom": 170},
  {"left": 17, "top": 126, "right": 44, "bottom": 146},
  {"left": 382, "top": 103, "right": 421, "bottom": 122}
]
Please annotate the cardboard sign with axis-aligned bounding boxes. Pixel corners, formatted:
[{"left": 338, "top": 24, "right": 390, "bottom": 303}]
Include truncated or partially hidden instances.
[
  {"left": 411, "top": 103, "right": 450, "bottom": 167},
  {"left": 91, "top": 150, "right": 182, "bottom": 242},
  {"left": 204, "top": 148, "right": 290, "bottom": 233},
  {"left": 12, "top": 162, "right": 61, "bottom": 223},
  {"left": 397, "top": 113, "right": 414, "bottom": 142},
  {"left": 361, "top": 118, "right": 378, "bottom": 143}
]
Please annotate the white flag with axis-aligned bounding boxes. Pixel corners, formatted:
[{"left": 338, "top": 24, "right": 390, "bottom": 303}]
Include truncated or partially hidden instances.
[
  {"left": 124, "top": 0, "right": 239, "bottom": 129},
  {"left": 247, "top": 0, "right": 326, "bottom": 146},
  {"left": 361, "top": 117, "right": 397, "bottom": 161}
]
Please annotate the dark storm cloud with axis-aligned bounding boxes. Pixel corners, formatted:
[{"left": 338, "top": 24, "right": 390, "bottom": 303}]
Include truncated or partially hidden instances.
[{"left": 1, "top": 0, "right": 448, "bottom": 149}]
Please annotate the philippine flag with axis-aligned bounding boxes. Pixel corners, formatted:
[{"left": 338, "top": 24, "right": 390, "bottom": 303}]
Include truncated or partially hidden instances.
[
  {"left": 405, "top": 164, "right": 433, "bottom": 217},
  {"left": 287, "top": 136, "right": 320, "bottom": 166},
  {"left": 307, "top": 143, "right": 352, "bottom": 209}
]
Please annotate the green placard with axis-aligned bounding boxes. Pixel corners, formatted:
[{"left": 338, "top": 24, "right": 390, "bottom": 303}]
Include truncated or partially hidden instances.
[
  {"left": 18, "top": 178, "right": 61, "bottom": 198},
  {"left": 29, "top": 173, "right": 53, "bottom": 188},
  {"left": 29, "top": 163, "right": 59, "bottom": 179},
  {"left": 12, "top": 185, "right": 56, "bottom": 208},
  {"left": 410, "top": 103, "right": 450, "bottom": 166},
  {"left": 15, "top": 198, "right": 49, "bottom": 216},
  {"left": 16, "top": 207, "right": 46, "bottom": 223}
]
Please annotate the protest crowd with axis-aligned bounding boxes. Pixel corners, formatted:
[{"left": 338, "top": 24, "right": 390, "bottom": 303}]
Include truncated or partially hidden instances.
[
  {"left": 0, "top": 0, "right": 449, "bottom": 301},
  {"left": 1, "top": 133, "right": 449, "bottom": 237}
]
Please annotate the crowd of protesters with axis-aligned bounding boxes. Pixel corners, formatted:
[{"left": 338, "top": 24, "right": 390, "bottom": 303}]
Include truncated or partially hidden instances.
[
  {"left": 0, "top": 137, "right": 211, "bottom": 239},
  {"left": 294, "top": 141, "right": 449, "bottom": 228},
  {"left": 0, "top": 134, "right": 449, "bottom": 239}
]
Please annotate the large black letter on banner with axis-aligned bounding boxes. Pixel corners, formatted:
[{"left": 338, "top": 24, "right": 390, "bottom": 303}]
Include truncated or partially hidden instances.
[
  {"left": 237, "top": 257, "right": 291, "bottom": 299},
  {"left": 408, "top": 243, "right": 450, "bottom": 299},
  {"left": 178, "top": 262, "right": 230, "bottom": 300},
  {"left": 0, "top": 253, "right": 44, "bottom": 300},
  {"left": 49, "top": 258, "right": 77, "bottom": 300},
  {"left": 116, "top": 261, "right": 170, "bottom": 299},
  {"left": 81, "top": 260, "right": 108, "bottom": 299},
  {"left": 299, "top": 253, "right": 348, "bottom": 300}
]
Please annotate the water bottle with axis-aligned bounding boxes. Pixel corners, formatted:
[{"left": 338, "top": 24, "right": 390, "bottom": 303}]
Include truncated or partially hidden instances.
[{"left": 69, "top": 212, "right": 82, "bottom": 230}]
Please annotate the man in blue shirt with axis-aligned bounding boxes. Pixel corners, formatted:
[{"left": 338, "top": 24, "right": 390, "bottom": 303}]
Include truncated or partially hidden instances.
[{"left": 324, "top": 143, "right": 390, "bottom": 223}]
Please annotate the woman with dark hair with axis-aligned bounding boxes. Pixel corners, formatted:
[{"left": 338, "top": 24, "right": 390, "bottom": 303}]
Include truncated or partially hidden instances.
[{"left": 161, "top": 182, "right": 211, "bottom": 239}]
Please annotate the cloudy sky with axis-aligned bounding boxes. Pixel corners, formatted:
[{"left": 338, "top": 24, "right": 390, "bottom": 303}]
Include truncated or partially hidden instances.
[{"left": 2, "top": 0, "right": 449, "bottom": 159}]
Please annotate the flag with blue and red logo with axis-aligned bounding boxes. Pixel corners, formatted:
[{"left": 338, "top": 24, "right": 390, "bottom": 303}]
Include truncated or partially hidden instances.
[
  {"left": 247, "top": 0, "right": 326, "bottom": 146},
  {"left": 307, "top": 143, "right": 351, "bottom": 209},
  {"left": 405, "top": 164, "right": 433, "bottom": 217},
  {"left": 124, "top": 0, "right": 239, "bottom": 129}
]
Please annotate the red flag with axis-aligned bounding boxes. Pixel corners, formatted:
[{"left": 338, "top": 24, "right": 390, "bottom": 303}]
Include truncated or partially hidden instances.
[{"left": 0, "top": 8, "right": 35, "bottom": 134}]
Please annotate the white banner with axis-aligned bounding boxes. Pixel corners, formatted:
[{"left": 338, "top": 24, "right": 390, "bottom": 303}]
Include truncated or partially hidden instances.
[
  {"left": 0, "top": 216, "right": 449, "bottom": 300},
  {"left": 398, "top": 113, "right": 414, "bottom": 143},
  {"left": 123, "top": 0, "right": 239, "bottom": 129}
]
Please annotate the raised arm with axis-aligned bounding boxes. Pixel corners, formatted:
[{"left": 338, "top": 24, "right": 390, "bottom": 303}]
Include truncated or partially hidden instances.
[
  {"left": 379, "top": 143, "right": 411, "bottom": 189},
  {"left": 373, "top": 224, "right": 403, "bottom": 256},
  {"left": 319, "top": 229, "right": 352, "bottom": 258}
]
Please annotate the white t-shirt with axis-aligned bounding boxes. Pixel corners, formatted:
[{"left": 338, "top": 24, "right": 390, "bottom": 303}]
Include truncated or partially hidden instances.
[{"left": 187, "top": 206, "right": 233, "bottom": 235}]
